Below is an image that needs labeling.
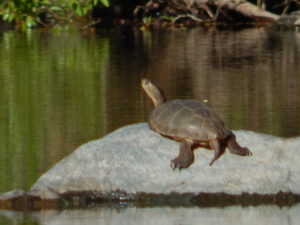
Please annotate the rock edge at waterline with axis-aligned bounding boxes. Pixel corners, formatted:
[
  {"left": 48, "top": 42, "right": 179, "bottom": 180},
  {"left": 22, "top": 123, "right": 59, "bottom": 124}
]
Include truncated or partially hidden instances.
[{"left": 1, "top": 123, "right": 300, "bottom": 209}]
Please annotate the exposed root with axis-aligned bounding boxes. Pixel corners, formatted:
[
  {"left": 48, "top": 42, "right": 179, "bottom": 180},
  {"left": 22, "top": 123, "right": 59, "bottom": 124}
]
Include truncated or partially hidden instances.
[
  {"left": 213, "top": 4, "right": 233, "bottom": 21},
  {"left": 172, "top": 14, "right": 203, "bottom": 23},
  {"left": 200, "top": 4, "right": 214, "bottom": 19}
]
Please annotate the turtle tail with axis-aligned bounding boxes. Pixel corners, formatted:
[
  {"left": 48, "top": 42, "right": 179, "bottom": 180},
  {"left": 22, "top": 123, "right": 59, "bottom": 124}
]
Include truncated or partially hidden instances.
[{"left": 227, "top": 134, "right": 252, "bottom": 156}]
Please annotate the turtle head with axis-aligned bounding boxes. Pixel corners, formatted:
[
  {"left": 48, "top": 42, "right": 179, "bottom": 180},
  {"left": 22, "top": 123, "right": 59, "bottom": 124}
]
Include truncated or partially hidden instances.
[{"left": 141, "top": 79, "right": 166, "bottom": 107}]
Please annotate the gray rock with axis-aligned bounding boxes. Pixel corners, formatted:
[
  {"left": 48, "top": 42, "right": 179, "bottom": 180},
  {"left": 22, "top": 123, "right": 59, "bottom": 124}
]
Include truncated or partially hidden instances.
[
  {"left": 30, "top": 123, "right": 300, "bottom": 198},
  {"left": 28, "top": 187, "right": 60, "bottom": 200},
  {"left": 0, "top": 190, "right": 26, "bottom": 200}
]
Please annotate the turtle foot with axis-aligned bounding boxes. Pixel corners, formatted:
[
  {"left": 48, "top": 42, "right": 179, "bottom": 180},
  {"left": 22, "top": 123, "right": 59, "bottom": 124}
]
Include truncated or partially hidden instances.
[
  {"left": 170, "top": 158, "right": 190, "bottom": 171},
  {"left": 245, "top": 148, "right": 252, "bottom": 156},
  {"left": 227, "top": 135, "right": 253, "bottom": 156},
  {"left": 170, "top": 141, "right": 195, "bottom": 171}
]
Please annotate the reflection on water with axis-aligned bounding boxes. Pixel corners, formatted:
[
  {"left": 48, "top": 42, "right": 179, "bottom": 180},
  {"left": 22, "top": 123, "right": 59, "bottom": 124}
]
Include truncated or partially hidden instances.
[
  {"left": 0, "top": 28, "right": 300, "bottom": 194},
  {"left": 1, "top": 204, "right": 300, "bottom": 225}
]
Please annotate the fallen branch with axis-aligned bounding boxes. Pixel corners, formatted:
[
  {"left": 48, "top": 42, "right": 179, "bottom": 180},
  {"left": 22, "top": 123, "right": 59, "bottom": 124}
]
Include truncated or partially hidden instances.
[
  {"left": 211, "top": 0, "right": 280, "bottom": 21},
  {"left": 172, "top": 14, "right": 203, "bottom": 23},
  {"left": 136, "top": 0, "right": 281, "bottom": 24}
]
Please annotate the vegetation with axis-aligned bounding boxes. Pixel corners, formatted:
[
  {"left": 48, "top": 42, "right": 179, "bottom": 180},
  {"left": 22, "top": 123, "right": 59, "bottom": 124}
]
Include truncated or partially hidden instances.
[
  {"left": 1, "top": 0, "right": 300, "bottom": 30},
  {"left": 0, "top": 0, "right": 110, "bottom": 30}
]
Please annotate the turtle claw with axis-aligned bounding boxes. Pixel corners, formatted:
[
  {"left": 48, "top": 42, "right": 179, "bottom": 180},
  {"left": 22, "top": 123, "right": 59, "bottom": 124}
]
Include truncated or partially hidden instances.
[
  {"left": 170, "top": 160, "right": 177, "bottom": 171},
  {"left": 246, "top": 148, "right": 253, "bottom": 156},
  {"left": 170, "top": 159, "right": 185, "bottom": 171}
]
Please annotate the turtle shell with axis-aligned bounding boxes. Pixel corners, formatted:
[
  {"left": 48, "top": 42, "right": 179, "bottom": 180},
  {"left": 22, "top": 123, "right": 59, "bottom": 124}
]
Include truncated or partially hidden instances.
[{"left": 149, "top": 100, "right": 231, "bottom": 141}]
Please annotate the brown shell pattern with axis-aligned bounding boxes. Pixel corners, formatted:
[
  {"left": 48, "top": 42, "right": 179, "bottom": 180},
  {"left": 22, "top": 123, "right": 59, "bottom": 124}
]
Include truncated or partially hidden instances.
[{"left": 149, "top": 100, "right": 231, "bottom": 141}]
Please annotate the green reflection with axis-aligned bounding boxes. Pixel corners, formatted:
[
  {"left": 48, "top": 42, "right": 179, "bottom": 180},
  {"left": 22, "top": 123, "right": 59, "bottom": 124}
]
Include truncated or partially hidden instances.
[{"left": 0, "top": 31, "right": 110, "bottom": 192}]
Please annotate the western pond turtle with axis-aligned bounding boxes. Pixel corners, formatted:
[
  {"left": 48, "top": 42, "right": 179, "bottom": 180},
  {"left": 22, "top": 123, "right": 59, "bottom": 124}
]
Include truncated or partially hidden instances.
[{"left": 142, "top": 79, "right": 252, "bottom": 170}]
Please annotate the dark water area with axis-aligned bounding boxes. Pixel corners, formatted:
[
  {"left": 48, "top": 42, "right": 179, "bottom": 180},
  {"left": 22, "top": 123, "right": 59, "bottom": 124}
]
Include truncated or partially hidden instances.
[{"left": 0, "top": 27, "right": 300, "bottom": 222}]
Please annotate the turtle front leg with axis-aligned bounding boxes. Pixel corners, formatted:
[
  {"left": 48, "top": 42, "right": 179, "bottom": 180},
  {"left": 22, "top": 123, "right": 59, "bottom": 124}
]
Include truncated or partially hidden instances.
[
  {"left": 171, "top": 141, "right": 195, "bottom": 171},
  {"left": 227, "top": 135, "right": 252, "bottom": 156},
  {"left": 209, "top": 139, "right": 226, "bottom": 166}
]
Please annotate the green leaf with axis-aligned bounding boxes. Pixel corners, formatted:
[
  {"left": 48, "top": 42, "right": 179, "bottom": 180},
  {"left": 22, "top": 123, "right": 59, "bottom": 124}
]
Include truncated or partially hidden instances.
[
  {"left": 82, "top": 7, "right": 88, "bottom": 15},
  {"left": 100, "top": 0, "right": 110, "bottom": 7},
  {"left": 75, "top": 5, "right": 84, "bottom": 16},
  {"left": 3, "top": 13, "right": 10, "bottom": 21},
  {"left": 71, "top": 2, "right": 78, "bottom": 11},
  {"left": 8, "top": 13, "right": 15, "bottom": 22},
  {"left": 49, "top": 6, "right": 63, "bottom": 12},
  {"left": 42, "top": 0, "right": 52, "bottom": 4},
  {"left": 26, "top": 16, "right": 36, "bottom": 28}
]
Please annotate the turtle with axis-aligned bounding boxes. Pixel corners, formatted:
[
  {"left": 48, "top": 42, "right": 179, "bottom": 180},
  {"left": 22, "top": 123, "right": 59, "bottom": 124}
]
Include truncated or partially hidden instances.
[{"left": 141, "top": 78, "right": 252, "bottom": 170}]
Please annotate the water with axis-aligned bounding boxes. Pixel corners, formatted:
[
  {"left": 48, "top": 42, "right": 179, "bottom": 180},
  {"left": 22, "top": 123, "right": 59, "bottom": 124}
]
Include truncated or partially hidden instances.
[
  {"left": 1, "top": 204, "right": 300, "bottom": 225},
  {"left": 0, "top": 27, "right": 300, "bottom": 223}
]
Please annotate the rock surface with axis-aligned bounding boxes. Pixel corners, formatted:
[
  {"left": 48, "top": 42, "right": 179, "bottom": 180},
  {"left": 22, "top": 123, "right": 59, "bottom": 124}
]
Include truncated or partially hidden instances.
[{"left": 28, "top": 123, "right": 300, "bottom": 199}]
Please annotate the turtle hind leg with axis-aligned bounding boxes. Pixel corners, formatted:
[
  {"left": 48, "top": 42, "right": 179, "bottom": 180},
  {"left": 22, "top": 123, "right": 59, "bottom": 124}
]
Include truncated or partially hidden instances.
[
  {"left": 171, "top": 141, "right": 195, "bottom": 171},
  {"left": 227, "top": 135, "right": 252, "bottom": 156},
  {"left": 209, "top": 139, "right": 226, "bottom": 166}
]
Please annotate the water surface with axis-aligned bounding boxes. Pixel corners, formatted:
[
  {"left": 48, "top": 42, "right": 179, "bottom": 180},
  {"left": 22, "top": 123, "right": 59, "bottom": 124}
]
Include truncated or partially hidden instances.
[
  {"left": 0, "top": 27, "right": 300, "bottom": 194},
  {"left": 1, "top": 204, "right": 300, "bottom": 225}
]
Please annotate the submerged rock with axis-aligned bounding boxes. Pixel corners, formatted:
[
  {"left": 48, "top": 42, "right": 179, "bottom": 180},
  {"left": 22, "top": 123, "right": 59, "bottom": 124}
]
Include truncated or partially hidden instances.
[{"left": 29, "top": 123, "right": 300, "bottom": 198}]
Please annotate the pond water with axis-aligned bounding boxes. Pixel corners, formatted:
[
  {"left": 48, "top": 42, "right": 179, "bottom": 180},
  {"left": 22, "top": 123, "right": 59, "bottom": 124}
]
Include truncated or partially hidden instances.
[
  {"left": 0, "top": 26, "right": 300, "bottom": 222},
  {"left": 1, "top": 204, "right": 300, "bottom": 225}
]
